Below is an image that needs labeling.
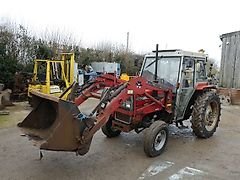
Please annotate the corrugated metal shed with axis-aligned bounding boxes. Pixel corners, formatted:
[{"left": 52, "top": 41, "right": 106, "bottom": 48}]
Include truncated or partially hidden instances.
[{"left": 220, "top": 31, "right": 240, "bottom": 88}]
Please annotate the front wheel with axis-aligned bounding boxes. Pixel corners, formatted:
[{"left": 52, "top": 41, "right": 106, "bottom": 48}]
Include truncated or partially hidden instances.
[
  {"left": 191, "top": 91, "right": 221, "bottom": 138},
  {"left": 143, "top": 121, "right": 168, "bottom": 157},
  {"left": 101, "top": 118, "right": 121, "bottom": 138}
]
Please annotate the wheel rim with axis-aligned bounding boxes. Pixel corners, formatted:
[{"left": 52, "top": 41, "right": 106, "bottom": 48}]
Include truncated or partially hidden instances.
[
  {"left": 205, "top": 101, "right": 219, "bottom": 131},
  {"left": 154, "top": 129, "right": 167, "bottom": 151}
]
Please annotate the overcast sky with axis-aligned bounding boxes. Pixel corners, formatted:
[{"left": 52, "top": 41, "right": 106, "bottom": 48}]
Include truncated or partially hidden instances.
[{"left": 1, "top": 0, "right": 240, "bottom": 64}]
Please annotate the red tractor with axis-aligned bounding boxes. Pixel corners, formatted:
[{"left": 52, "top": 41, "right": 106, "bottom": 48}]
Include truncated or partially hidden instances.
[{"left": 18, "top": 45, "right": 221, "bottom": 157}]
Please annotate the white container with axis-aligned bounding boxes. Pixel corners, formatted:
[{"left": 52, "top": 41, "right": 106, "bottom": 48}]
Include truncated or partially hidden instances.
[{"left": 91, "top": 62, "right": 121, "bottom": 76}]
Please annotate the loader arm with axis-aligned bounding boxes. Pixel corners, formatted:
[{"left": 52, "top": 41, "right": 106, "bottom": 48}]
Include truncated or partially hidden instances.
[
  {"left": 74, "top": 73, "right": 124, "bottom": 105},
  {"left": 77, "top": 82, "right": 129, "bottom": 143}
]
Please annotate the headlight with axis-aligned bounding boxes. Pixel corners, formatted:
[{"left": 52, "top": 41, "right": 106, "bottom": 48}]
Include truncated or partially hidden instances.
[
  {"left": 125, "top": 101, "right": 132, "bottom": 109},
  {"left": 121, "top": 97, "right": 133, "bottom": 111}
]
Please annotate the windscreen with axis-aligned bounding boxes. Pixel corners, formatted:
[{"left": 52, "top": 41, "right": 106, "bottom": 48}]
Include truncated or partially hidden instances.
[{"left": 141, "top": 56, "right": 181, "bottom": 88}]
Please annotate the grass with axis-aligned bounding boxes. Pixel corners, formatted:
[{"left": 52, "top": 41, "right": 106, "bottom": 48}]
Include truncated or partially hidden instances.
[
  {"left": 0, "top": 115, "right": 12, "bottom": 127},
  {"left": 0, "top": 102, "right": 30, "bottom": 129}
]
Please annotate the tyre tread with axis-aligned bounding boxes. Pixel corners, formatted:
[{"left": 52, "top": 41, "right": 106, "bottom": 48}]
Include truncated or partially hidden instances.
[{"left": 191, "top": 91, "right": 221, "bottom": 138}]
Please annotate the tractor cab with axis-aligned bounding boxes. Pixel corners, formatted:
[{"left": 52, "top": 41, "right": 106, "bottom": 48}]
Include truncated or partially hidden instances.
[{"left": 140, "top": 48, "right": 209, "bottom": 121}]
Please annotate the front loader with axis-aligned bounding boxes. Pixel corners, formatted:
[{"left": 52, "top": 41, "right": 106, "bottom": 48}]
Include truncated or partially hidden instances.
[{"left": 18, "top": 45, "right": 221, "bottom": 157}]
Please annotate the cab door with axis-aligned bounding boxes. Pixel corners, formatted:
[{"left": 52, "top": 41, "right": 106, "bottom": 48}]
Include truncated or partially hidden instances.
[{"left": 175, "top": 57, "right": 195, "bottom": 120}]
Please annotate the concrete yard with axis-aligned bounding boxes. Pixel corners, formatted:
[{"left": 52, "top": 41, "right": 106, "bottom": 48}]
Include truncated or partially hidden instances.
[{"left": 0, "top": 101, "right": 240, "bottom": 180}]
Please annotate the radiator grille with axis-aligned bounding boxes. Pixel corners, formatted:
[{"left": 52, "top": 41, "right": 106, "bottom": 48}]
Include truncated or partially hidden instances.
[{"left": 115, "top": 112, "right": 132, "bottom": 124}]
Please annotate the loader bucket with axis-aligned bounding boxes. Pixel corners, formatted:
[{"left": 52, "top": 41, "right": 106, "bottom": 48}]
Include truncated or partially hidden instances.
[{"left": 18, "top": 91, "right": 93, "bottom": 155}]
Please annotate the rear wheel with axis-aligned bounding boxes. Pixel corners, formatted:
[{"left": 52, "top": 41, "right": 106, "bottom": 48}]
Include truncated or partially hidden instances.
[
  {"left": 101, "top": 118, "right": 121, "bottom": 138},
  {"left": 191, "top": 91, "right": 221, "bottom": 138},
  {"left": 144, "top": 121, "right": 168, "bottom": 157}
]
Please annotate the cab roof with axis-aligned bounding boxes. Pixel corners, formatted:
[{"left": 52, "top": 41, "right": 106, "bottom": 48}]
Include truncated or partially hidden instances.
[{"left": 146, "top": 49, "right": 208, "bottom": 59}]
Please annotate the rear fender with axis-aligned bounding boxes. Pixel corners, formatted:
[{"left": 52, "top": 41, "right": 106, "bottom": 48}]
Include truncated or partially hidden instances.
[{"left": 195, "top": 82, "right": 216, "bottom": 91}]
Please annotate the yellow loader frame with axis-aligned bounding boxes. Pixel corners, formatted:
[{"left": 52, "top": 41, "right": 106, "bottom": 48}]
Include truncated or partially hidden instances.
[{"left": 28, "top": 53, "right": 75, "bottom": 99}]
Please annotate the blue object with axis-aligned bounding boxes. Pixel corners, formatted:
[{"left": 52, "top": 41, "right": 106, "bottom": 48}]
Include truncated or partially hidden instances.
[{"left": 76, "top": 112, "right": 88, "bottom": 121}]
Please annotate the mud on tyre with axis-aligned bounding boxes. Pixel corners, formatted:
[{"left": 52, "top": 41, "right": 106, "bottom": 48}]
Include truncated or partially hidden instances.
[{"left": 191, "top": 91, "right": 221, "bottom": 138}]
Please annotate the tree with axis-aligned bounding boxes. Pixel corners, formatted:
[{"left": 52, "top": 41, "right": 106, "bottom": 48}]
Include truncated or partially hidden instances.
[
  {"left": 0, "top": 19, "right": 144, "bottom": 89},
  {"left": 0, "top": 23, "right": 18, "bottom": 87}
]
